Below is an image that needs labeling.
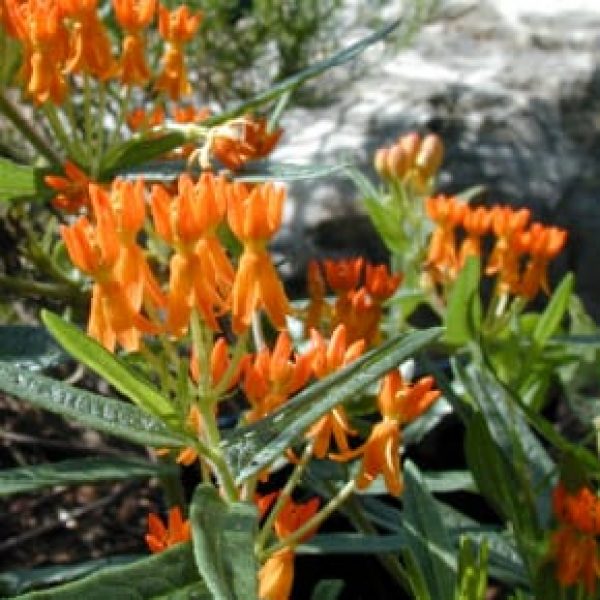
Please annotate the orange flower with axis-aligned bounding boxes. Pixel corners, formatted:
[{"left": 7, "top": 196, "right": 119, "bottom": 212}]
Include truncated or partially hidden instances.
[
  {"left": 242, "top": 331, "right": 312, "bottom": 423},
  {"left": 425, "top": 195, "right": 467, "bottom": 284},
  {"left": 113, "top": 0, "right": 156, "bottom": 85},
  {"left": 258, "top": 496, "right": 320, "bottom": 600},
  {"left": 303, "top": 259, "right": 328, "bottom": 335},
  {"left": 259, "top": 547, "right": 295, "bottom": 600},
  {"left": 213, "top": 116, "right": 283, "bottom": 171},
  {"left": 45, "top": 160, "right": 91, "bottom": 212},
  {"left": 61, "top": 185, "right": 158, "bottom": 351},
  {"left": 377, "top": 370, "right": 440, "bottom": 424},
  {"left": 126, "top": 105, "right": 165, "bottom": 131},
  {"left": 486, "top": 206, "right": 530, "bottom": 294},
  {"left": 228, "top": 182, "right": 290, "bottom": 333},
  {"left": 306, "top": 325, "right": 364, "bottom": 458},
  {"left": 551, "top": 525, "right": 600, "bottom": 595},
  {"left": 155, "top": 4, "right": 201, "bottom": 100},
  {"left": 60, "top": 0, "right": 116, "bottom": 79},
  {"left": 458, "top": 206, "right": 492, "bottom": 267},
  {"left": 172, "top": 105, "right": 211, "bottom": 124},
  {"left": 517, "top": 223, "right": 567, "bottom": 299},
  {"left": 145, "top": 506, "right": 191, "bottom": 554},
  {"left": 5, "top": 0, "right": 69, "bottom": 104},
  {"left": 549, "top": 481, "right": 600, "bottom": 594},
  {"left": 322, "top": 257, "right": 363, "bottom": 293},
  {"left": 151, "top": 173, "right": 233, "bottom": 334}
]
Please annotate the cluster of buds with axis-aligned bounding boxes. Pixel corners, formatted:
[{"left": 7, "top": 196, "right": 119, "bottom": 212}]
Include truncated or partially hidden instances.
[
  {"left": 549, "top": 482, "right": 600, "bottom": 595},
  {"left": 60, "top": 173, "right": 291, "bottom": 351},
  {"left": 425, "top": 196, "right": 567, "bottom": 299},
  {"left": 305, "top": 258, "right": 402, "bottom": 346},
  {"left": 374, "top": 132, "right": 444, "bottom": 193},
  {"left": 0, "top": 0, "right": 202, "bottom": 104}
]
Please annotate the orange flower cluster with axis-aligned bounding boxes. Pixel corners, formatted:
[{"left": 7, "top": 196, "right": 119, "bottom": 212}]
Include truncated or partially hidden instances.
[
  {"left": 145, "top": 506, "right": 191, "bottom": 554},
  {"left": 61, "top": 173, "right": 291, "bottom": 351},
  {"left": 258, "top": 496, "right": 320, "bottom": 600},
  {"left": 374, "top": 132, "right": 444, "bottom": 193},
  {"left": 332, "top": 369, "right": 440, "bottom": 496},
  {"left": 550, "top": 482, "right": 600, "bottom": 594},
  {"left": 212, "top": 117, "right": 283, "bottom": 171},
  {"left": 425, "top": 196, "right": 567, "bottom": 298},
  {"left": 306, "top": 258, "right": 402, "bottom": 346},
  {"left": 0, "top": 0, "right": 201, "bottom": 103},
  {"left": 45, "top": 160, "right": 92, "bottom": 212},
  {"left": 61, "top": 180, "right": 163, "bottom": 351}
]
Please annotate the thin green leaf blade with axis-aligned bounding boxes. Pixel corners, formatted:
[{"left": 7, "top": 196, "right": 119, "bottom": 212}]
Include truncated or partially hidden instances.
[
  {"left": 0, "top": 556, "right": 142, "bottom": 597},
  {"left": 0, "top": 325, "right": 67, "bottom": 370},
  {"left": 223, "top": 328, "right": 441, "bottom": 483},
  {"left": 0, "top": 361, "right": 186, "bottom": 448},
  {"left": 401, "top": 460, "right": 457, "bottom": 600},
  {"left": 444, "top": 257, "right": 481, "bottom": 346},
  {"left": 13, "top": 543, "right": 202, "bottom": 600},
  {"left": 533, "top": 273, "right": 574, "bottom": 347},
  {"left": 298, "top": 533, "right": 406, "bottom": 555},
  {"left": 0, "top": 457, "right": 177, "bottom": 496},
  {"left": 201, "top": 19, "right": 402, "bottom": 127},
  {"left": 41, "top": 310, "right": 175, "bottom": 421},
  {"left": 190, "top": 484, "right": 258, "bottom": 600}
]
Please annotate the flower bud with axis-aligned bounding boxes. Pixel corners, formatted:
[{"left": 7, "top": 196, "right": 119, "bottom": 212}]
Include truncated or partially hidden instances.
[
  {"left": 386, "top": 144, "right": 409, "bottom": 179},
  {"left": 397, "top": 132, "right": 421, "bottom": 167},
  {"left": 374, "top": 147, "right": 390, "bottom": 179},
  {"left": 416, "top": 133, "right": 444, "bottom": 180}
]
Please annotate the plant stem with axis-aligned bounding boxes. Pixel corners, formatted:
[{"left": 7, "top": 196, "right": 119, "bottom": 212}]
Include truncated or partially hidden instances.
[
  {"left": 255, "top": 442, "right": 314, "bottom": 553},
  {"left": 0, "top": 274, "right": 87, "bottom": 305},
  {"left": 0, "top": 91, "right": 61, "bottom": 167},
  {"left": 261, "top": 479, "right": 356, "bottom": 560}
]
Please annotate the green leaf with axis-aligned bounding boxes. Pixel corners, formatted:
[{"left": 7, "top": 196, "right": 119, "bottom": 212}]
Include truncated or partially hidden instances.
[
  {"left": 444, "top": 257, "right": 482, "bottom": 346},
  {"left": 0, "top": 361, "right": 186, "bottom": 448},
  {"left": 201, "top": 18, "right": 402, "bottom": 128},
  {"left": 0, "top": 158, "right": 51, "bottom": 203},
  {"left": 13, "top": 543, "right": 204, "bottom": 600},
  {"left": 455, "top": 537, "right": 488, "bottom": 600},
  {"left": 362, "top": 196, "right": 406, "bottom": 254},
  {"left": 99, "top": 132, "right": 186, "bottom": 180},
  {"left": 0, "top": 457, "right": 177, "bottom": 496},
  {"left": 0, "top": 556, "right": 142, "bottom": 597},
  {"left": 190, "top": 484, "right": 258, "bottom": 600},
  {"left": 461, "top": 366, "right": 554, "bottom": 527},
  {"left": 298, "top": 533, "right": 407, "bottom": 555},
  {"left": 310, "top": 580, "right": 345, "bottom": 600},
  {"left": 41, "top": 310, "right": 175, "bottom": 421},
  {"left": 533, "top": 273, "right": 574, "bottom": 347},
  {"left": 223, "top": 328, "right": 442, "bottom": 483},
  {"left": 0, "top": 325, "right": 67, "bottom": 370},
  {"left": 235, "top": 161, "right": 350, "bottom": 182},
  {"left": 401, "top": 460, "right": 457, "bottom": 600}
]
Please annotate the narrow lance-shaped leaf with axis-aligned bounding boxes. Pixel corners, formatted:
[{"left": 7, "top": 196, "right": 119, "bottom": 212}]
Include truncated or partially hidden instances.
[
  {"left": 0, "top": 325, "right": 67, "bottom": 370},
  {"left": 13, "top": 543, "right": 207, "bottom": 600},
  {"left": 190, "top": 484, "right": 258, "bottom": 600},
  {"left": 533, "top": 272, "right": 574, "bottom": 347},
  {"left": 223, "top": 328, "right": 442, "bottom": 484},
  {"left": 0, "top": 157, "right": 52, "bottom": 203},
  {"left": 401, "top": 460, "right": 457, "bottom": 600},
  {"left": 0, "top": 457, "right": 178, "bottom": 496},
  {"left": 41, "top": 310, "right": 176, "bottom": 421},
  {"left": 0, "top": 361, "right": 187, "bottom": 448}
]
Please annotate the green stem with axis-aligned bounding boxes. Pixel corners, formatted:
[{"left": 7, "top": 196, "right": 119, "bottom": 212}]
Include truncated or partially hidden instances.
[
  {"left": 0, "top": 91, "right": 60, "bottom": 166},
  {"left": 261, "top": 479, "right": 356, "bottom": 561},
  {"left": 0, "top": 275, "right": 87, "bottom": 305},
  {"left": 42, "top": 103, "right": 77, "bottom": 159},
  {"left": 93, "top": 80, "right": 107, "bottom": 178},
  {"left": 83, "top": 74, "right": 93, "bottom": 159},
  {"left": 255, "top": 442, "right": 314, "bottom": 553}
]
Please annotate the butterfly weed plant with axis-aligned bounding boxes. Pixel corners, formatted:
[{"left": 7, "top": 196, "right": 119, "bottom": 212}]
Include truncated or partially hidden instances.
[{"left": 0, "top": 1, "right": 599, "bottom": 599}]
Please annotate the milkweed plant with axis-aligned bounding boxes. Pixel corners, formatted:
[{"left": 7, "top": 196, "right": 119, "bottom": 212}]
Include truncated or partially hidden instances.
[{"left": 0, "top": 1, "right": 599, "bottom": 599}]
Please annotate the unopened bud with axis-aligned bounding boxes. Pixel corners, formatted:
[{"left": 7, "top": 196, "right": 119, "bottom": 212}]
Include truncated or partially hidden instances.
[
  {"left": 416, "top": 134, "right": 444, "bottom": 180},
  {"left": 397, "top": 132, "right": 421, "bottom": 167},
  {"left": 374, "top": 148, "right": 391, "bottom": 179},
  {"left": 386, "top": 144, "right": 409, "bottom": 179}
]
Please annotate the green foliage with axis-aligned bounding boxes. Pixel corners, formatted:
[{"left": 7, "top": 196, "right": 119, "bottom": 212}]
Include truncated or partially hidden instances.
[
  {"left": 0, "top": 158, "right": 51, "bottom": 203},
  {"left": 0, "top": 457, "right": 177, "bottom": 496},
  {"left": 455, "top": 537, "right": 488, "bottom": 600},
  {"left": 0, "top": 325, "right": 66, "bottom": 369},
  {"left": 12, "top": 543, "right": 205, "bottom": 600},
  {"left": 190, "top": 485, "right": 258, "bottom": 600},
  {"left": 0, "top": 360, "right": 187, "bottom": 448}
]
